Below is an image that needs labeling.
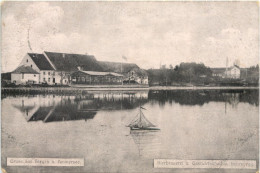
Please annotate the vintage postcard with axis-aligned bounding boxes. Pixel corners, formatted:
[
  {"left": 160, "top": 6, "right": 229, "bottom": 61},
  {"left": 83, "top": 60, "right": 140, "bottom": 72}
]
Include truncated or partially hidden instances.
[{"left": 1, "top": 1, "right": 259, "bottom": 173}]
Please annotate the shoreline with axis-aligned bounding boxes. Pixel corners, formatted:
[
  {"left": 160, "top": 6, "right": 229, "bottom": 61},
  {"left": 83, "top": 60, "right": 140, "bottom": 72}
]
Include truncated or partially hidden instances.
[
  {"left": 1, "top": 86, "right": 259, "bottom": 92},
  {"left": 149, "top": 86, "right": 259, "bottom": 90}
]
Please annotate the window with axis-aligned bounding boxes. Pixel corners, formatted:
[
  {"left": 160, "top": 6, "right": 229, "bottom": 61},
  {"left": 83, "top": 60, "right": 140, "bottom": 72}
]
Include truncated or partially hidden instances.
[
  {"left": 48, "top": 72, "right": 50, "bottom": 75},
  {"left": 53, "top": 72, "right": 55, "bottom": 75},
  {"left": 43, "top": 72, "right": 45, "bottom": 75},
  {"left": 22, "top": 73, "right": 24, "bottom": 79},
  {"left": 26, "top": 59, "right": 28, "bottom": 63},
  {"left": 48, "top": 78, "right": 50, "bottom": 82},
  {"left": 34, "top": 75, "right": 36, "bottom": 77},
  {"left": 43, "top": 78, "right": 46, "bottom": 82},
  {"left": 31, "top": 65, "right": 32, "bottom": 68}
]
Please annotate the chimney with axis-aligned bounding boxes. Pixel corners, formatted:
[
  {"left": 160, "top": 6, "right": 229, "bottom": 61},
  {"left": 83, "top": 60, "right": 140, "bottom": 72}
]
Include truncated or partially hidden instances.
[{"left": 62, "top": 53, "right": 65, "bottom": 58}]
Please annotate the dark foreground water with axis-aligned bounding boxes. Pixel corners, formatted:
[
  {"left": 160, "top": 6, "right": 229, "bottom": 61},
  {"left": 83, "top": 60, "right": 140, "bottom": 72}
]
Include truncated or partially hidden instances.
[{"left": 1, "top": 89, "right": 259, "bottom": 173}]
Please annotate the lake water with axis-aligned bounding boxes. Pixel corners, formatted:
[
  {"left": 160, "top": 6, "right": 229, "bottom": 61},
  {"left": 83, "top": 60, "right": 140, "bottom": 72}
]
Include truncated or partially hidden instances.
[{"left": 1, "top": 89, "right": 259, "bottom": 173}]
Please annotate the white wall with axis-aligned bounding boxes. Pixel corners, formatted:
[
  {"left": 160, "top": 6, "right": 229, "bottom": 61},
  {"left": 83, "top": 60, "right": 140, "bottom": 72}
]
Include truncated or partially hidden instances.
[
  {"left": 19, "top": 54, "right": 40, "bottom": 72},
  {"left": 227, "top": 66, "right": 240, "bottom": 79},
  {"left": 40, "top": 70, "right": 55, "bottom": 84},
  {"left": 11, "top": 73, "right": 40, "bottom": 84},
  {"left": 15, "top": 53, "right": 73, "bottom": 85},
  {"left": 40, "top": 71, "right": 70, "bottom": 85}
]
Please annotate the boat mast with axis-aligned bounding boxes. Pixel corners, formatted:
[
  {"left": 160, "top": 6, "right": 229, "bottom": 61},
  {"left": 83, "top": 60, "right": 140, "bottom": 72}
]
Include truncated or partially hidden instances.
[{"left": 139, "top": 106, "right": 142, "bottom": 124}]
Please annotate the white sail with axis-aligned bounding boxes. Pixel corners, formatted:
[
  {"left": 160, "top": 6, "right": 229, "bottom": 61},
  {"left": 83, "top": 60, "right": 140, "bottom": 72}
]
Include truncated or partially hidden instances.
[{"left": 128, "top": 108, "right": 156, "bottom": 128}]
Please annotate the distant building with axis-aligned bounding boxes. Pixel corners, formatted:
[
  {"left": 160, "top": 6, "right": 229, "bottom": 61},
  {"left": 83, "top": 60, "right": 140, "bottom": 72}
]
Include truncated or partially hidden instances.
[
  {"left": 99, "top": 61, "right": 148, "bottom": 84},
  {"left": 226, "top": 65, "right": 240, "bottom": 79},
  {"left": 211, "top": 65, "right": 241, "bottom": 79},
  {"left": 11, "top": 51, "right": 148, "bottom": 85}
]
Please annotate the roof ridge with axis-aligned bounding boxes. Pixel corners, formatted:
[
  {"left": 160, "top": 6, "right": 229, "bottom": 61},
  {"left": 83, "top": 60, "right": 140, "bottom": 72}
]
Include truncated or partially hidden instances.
[
  {"left": 12, "top": 65, "right": 39, "bottom": 74},
  {"left": 44, "top": 51, "right": 95, "bottom": 57},
  {"left": 99, "top": 60, "right": 137, "bottom": 65}
]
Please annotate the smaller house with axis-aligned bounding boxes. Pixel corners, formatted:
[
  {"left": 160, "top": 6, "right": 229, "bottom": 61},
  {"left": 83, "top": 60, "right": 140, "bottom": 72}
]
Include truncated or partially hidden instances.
[
  {"left": 98, "top": 61, "right": 148, "bottom": 84},
  {"left": 11, "top": 66, "right": 40, "bottom": 84},
  {"left": 125, "top": 68, "right": 149, "bottom": 84}
]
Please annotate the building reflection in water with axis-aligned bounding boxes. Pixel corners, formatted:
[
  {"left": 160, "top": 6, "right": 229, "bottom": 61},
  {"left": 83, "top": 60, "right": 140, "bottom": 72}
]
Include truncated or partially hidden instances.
[
  {"left": 10, "top": 89, "right": 258, "bottom": 123},
  {"left": 12, "top": 91, "right": 149, "bottom": 123}
]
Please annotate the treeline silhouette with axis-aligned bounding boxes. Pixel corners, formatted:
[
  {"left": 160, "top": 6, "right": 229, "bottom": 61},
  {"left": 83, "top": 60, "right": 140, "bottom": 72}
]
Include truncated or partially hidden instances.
[{"left": 147, "top": 62, "right": 259, "bottom": 86}]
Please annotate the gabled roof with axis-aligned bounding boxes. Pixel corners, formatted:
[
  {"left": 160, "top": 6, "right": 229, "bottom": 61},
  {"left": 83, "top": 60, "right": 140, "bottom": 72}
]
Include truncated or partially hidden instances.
[
  {"left": 28, "top": 53, "right": 54, "bottom": 70},
  {"left": 28, "top": 107, "right": 54, "bottom": 121},
  {"left": 130, "top": 67, "right": 148, "bottom": 76},
  {"left": 98, "top": 61, "right": 139, "bottom": 73},
  {"left": 44, "top": 51, "right": 103, "bottom": 71},
  {"left": 12, "top": 65, "right": 39, "bottom": 74}
]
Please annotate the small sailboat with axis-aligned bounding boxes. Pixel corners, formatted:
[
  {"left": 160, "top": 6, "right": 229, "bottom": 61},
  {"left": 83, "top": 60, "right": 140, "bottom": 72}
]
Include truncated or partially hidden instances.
[{"left": 127, "top": 106, "right": 160, "bottom": 131}]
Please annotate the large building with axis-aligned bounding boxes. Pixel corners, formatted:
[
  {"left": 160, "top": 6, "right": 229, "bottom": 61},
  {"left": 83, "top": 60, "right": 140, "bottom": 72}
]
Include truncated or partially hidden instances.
[{"left": 11, "top": 51, "right": 148, "bottom": 85}]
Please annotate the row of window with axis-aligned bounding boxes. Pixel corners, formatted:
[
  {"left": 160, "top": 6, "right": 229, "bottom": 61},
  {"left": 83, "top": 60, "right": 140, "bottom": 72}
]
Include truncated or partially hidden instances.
[
  {"left": 43, "top": 72, "right": 55, "bottom": 75},
  {"left": 43, "top": 78, "right": 55, "bottom": 82},
  {"left": 42, "top": 78, "right": 67, "bottom": 83}
]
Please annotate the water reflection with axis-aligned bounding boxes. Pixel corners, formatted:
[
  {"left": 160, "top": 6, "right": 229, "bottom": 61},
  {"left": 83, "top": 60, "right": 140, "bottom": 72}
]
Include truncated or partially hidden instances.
[
  {"left": 8, "top": 89, "right": 259, "bottom": 123},
  {"left": 2, "top": 89, "right": 259, "bottom": 172},
  {"left": 148, "top": 89, "right": 259, "bottom": 106},
  {"left": 130, "top": 131, "right": 161, "bottom": 157},
  {"left": 11, "top": 91, "right": 149, "bottom": 123}
]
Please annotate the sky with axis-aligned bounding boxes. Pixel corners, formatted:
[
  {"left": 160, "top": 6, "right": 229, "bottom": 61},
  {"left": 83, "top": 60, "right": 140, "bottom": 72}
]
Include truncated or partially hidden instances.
[{"left": 1, "top": 1, "right": 259, "bottom": 72}]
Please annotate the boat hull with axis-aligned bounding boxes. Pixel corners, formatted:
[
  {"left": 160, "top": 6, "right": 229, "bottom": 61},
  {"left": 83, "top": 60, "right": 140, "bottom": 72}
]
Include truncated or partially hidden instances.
[{"left": 130, "top": 127, "right": 160, "bottom": 131}]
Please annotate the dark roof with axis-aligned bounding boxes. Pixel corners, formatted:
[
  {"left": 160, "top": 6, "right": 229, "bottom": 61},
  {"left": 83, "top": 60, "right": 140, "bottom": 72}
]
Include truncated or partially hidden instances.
[
  {"left": 12, "top": 66, "right": 39, "bottom": 74},
  {"left": 211, "top": 65, "right": 240, "bottom": 74},
  {"left": 28, "top": 107, "right": 54, "bottom": 121},
  {"left": 28, "top": 53, "right": 54, "bottom": 70},
  {"left": 211, "top": 68, "right": 226, "bottom": 74},
  {"left": 98, "top": 61, "right": 139, "bottom": 73},
  {"left": 72, "top": 70, "right": 123, "bottom": 77},
  {"left": 43, "top": 51, "right": 146, "bottom": 75},
  {"left": 44, "top": 51, "right": 103, "bottom": 71}
]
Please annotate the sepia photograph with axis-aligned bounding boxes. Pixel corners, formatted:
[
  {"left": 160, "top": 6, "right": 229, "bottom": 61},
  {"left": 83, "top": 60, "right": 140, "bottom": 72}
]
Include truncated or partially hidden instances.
[{"left": 1, "top": 1, "right": 259, "bottom": 173}]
